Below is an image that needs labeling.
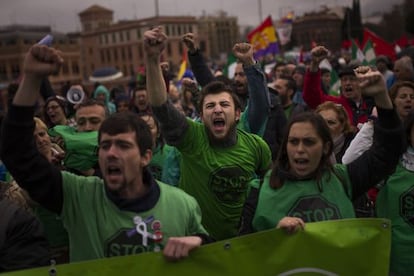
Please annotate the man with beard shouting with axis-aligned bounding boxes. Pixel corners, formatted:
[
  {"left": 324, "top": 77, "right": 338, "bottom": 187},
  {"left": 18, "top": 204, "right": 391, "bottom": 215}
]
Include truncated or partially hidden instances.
[{"left": 144, "top": 26, "right": 271, "bottom": 241}]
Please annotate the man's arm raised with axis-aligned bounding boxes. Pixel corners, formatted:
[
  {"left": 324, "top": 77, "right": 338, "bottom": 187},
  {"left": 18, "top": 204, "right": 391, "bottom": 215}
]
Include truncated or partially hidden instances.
[{"left": 144, "top": 26, "right": 168, "bottom": 107}]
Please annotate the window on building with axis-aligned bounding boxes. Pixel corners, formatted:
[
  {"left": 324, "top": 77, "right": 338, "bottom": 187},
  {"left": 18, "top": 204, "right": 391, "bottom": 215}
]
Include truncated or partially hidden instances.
[
  {"left": 11, "top": 62, "right": 20, "bottom": 79},
  {"left": 121, "top": 48, "right": 126, "bottom": 61},
  {"left": 137, "top": 29, "right": 141, "bottom": 39},
  {"left": 128, "top": 46, "right": 132, "bottom": 59},
  {"left": 72, "top": 62, "right": 80, "bottom": 74},
  {"left": 113, "top": 48, "right": 118, "bottom": 61},
  {"left": 105, "top": 34, "right": 109, "bottom": 44},
  {"left": 62, "top": 63, "right": 69, "bottom": 75},
  {"left": 6, "top": 39, "right": 16, "bottom": 46},
  {"left": 100, "top": 50, "right": 105, "bottom": 62},
  {"left": 107, "top": 49, "right": 111, "bottom": 62},
  {"left": 138, "top": 44, "right": 143, "bottom": 59},
  {"left": 178, "top": 43, "right": 183, "bottom": 55},
  {"left": 126, "top": 31, "right": 130, "bottom": 41},
  {"left": 0, "top": 64, "right": 7, "bottom": 81},
  {"left": 120, "top": 31, "right": 124, "bottom": 42},
  {"left": 112, "top": 33, "right": 116, "bottom": 43}
]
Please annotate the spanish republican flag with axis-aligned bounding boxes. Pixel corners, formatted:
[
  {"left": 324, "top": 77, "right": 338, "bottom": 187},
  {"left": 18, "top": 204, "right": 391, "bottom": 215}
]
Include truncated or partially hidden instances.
[
  {"left": 247, "top": 16, "right": 279, "bottom": 60},
  {"left": 177, "top": 50, "right": 187, "bottom": 80}
]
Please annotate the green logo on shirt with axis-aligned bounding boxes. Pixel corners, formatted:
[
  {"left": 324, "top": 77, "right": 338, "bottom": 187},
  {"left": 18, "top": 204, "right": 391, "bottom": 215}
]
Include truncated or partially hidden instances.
[
  {"left": 208, "top": 166, "right": 251, "bottom": 204},
  {"left": 105, "top": 228, "right": 162, "bottom": 257},
  {"left": 400, "top": 186, "right": 414, "bottom": 227},
  {"left": 288, "top": 195, "right": 340, "bottom": 222}
]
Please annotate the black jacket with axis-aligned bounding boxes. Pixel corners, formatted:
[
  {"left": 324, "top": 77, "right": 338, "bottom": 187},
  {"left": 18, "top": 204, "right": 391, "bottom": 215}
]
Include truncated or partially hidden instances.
[{"left": 0, "top": 198, "right": 50, "bottom": 272}]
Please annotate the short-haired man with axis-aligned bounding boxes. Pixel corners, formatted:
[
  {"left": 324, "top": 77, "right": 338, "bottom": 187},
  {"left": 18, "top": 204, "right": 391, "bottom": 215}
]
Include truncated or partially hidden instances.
[
  {"left": 48, "top": 99, "right": 108, "bottom": 176},
  {"left": 144, "top": 27, "right": 271, "bottom": 240},
  {"left": 0, "top": 43, "right": 209, "bottom": 263}
]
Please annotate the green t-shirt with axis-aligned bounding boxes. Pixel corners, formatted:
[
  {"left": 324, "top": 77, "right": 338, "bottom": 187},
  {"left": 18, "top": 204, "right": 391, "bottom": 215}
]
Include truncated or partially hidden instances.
[
  {"left": 376, "top": 163, "right": 414, "bottom": 276},
  {"left": 253, "top": 167, "right": 355, "bottom": 232},
  {"left": 60, "top": 172, "right": 207, "bottom": 262},
  {"left": 176, "top": 119, "right": 271, "bottom": 240},
  {"left": 149, "top": 144, "right": 175, "bottom": 181},
  {"left": 48, "top": 125, "right": 98, "bottom": 171}
]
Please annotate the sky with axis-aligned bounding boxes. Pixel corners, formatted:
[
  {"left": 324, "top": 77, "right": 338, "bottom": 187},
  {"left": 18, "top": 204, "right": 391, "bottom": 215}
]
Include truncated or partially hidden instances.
[{"left": 0, "top": 0, "right": 404, "bottom": 33}]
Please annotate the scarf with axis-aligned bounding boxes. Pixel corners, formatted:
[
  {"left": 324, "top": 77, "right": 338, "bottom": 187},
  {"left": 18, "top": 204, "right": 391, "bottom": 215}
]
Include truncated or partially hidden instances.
[{"left": 333, "top": 133, "right": 345, "bottom": 156}]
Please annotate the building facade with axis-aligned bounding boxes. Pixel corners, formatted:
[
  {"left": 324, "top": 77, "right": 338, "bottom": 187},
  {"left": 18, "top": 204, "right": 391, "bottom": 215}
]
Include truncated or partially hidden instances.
[
  {"left": 292, "top": 7, "right": 345, "bottom": 52},
  {"left": 0, "top": 5, "right": 240, "bottom": 90},
  {"left": 79, "top": 5, "right": 203, "bottom": 85},
  {"left": 0, "top": 25, "right": 81, "bottom": 89}
]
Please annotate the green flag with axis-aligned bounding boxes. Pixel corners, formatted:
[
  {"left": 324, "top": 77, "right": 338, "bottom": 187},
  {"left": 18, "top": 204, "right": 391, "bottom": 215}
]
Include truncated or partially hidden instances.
[
  {"left": 351, "top": 39, "right": 365, "bottom": 63},
  {"left": 329, "top": 68, "right": 340, "bottom": 96},
  {"left": 3, "top": 219, "right": 391, "bottom": 276},
  {"left": 363, "top": 39, "right": 376, "bottom": 66},
  {"left": 223, "top": 53, "right": 237, "bottom": 79}
]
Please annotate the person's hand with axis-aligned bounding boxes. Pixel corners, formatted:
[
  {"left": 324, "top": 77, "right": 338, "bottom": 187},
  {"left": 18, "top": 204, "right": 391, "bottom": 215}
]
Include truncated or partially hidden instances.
[
  {"left": 23, "top": 45, "right": 64, "bottom": 78},
  {"left": 355, "top": 66, "right": 387, "bottom": 97},
  {"left": 181, "top": 78, "right": 198, "bottom": 92},
  {"left": 160, "top": 62, "right": 170, "bottom": 73},
  {"left": 276, "top": 216, "right": 305, "bottom": 234},
  {"left": 233, "top": 43, "right": 255, "bottom": 66},
  {"left": 144, "top": 26, "right": 167, "bottom": 59},
  {"left": 310, "top": 46, "right": 328, "bottom": 72},
  {"left": 51, "top": 135, "right": 65, "bottom": 151},
  {"left": 181, "top": 33, "right": 198, "bottom": 54},
  {"left": 163, "top": 236, "right": 202, "bottom": 261}
]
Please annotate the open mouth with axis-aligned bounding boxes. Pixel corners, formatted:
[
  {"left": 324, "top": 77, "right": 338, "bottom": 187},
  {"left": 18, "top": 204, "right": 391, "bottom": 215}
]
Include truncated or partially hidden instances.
[
  {"left": 403, "top": 105, "right": 412, "bottom": 112},
  {"left": 107, "top": 165, "right": 122, "bottom": 176},
  {"left": 213, "top": 118, "right": 225, "bottom": 132},
  {"left": 344, "top": 87, "right": 353, "bottom": 93}
]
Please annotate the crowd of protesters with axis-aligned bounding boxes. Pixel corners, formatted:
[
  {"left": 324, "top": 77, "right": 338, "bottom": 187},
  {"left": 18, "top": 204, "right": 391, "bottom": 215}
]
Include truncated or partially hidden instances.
[{"left": 0, "top": 25, "right": 413, "bottom": 275}]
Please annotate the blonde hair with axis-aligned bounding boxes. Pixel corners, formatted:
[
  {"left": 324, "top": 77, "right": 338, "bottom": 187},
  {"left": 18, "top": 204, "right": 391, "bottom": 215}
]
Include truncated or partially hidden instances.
[
  {"left": 34, "top": 117, "right": 48, "bottom": 131},
  {"left": 315, "top": 102, "right": 354, "bottom": 134}
]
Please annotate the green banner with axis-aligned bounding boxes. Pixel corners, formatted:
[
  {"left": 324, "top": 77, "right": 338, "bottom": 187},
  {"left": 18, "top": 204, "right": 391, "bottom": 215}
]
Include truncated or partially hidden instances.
[{"left": 2, "top": 219, "right": 391, "bottom": 276}]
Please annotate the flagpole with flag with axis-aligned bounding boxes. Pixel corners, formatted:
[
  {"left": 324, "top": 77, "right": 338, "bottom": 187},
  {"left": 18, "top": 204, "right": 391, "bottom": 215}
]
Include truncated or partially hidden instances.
[
  {"left": 363, "top": 39, "right": 376, "bottom": 66},
  {"left": 351, "top": 39, "right": 365, "bottom": 63},
  {"left": 247, "top": 16, "right": 280, "bottom": 60},
  {"left": 177, "top": 50, "right": 187, "bottom": 80}
]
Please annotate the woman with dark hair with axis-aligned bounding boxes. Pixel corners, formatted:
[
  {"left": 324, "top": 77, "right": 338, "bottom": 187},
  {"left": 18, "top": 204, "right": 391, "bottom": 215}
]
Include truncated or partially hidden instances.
[
  {"left": 138, "top": 113, "right": 175, "bottom": 181},
  {"left": 239, "top": 66, "right": 403, "bottom": 234},
  {"left": 43, "top": 96, "right": 76, "bottom": 128}
]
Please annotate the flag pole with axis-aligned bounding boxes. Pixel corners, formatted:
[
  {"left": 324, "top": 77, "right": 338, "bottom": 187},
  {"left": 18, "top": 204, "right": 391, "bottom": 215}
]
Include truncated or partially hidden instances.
[{"left": 258, "top": 0, "right": 263, "bottom": 23}]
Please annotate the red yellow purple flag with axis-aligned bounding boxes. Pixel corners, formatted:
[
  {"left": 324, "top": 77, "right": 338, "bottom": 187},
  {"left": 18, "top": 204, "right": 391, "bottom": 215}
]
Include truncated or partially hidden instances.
[
  {"left": 247, "top": 16, "right": 279, "bottom": 60},
  {"left": 177, "top": 50, "right": 187, "bottom": 80}
]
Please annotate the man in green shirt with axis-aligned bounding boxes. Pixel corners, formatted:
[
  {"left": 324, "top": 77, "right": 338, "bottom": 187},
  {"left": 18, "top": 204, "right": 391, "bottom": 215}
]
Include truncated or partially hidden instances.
[
  {"left": 0, "top": 43, "right": 209, "bottom": 263},
  {"left": 144, "top": 27, "right": 271, "bottom": 240}
]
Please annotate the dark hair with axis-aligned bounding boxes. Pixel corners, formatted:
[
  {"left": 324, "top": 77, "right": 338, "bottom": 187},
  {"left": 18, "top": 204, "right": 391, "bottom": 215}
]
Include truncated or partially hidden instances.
[
  {"left": 138, "top": 112, "right": 165, "bottom": 150},
  {"left": 198, "top": 81, "right": 241, "bottom": 112},
  {"left": 77, "top": 99, "right": 109, "bottom": 118},
  {"left": 270, "top": 112, "right": 333, "bottom": 189},
  {"left": 43, "top": 96, "right": 69, "bottom": 128},
  {"left": 403, "top": 110, "right": 414, "bottom": 151},
  {"left": 278, "top": 75, "right": 297, "bottom": 97},
  {"left": 98, "top": 112, "right": 153, "bottom": 157}
]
